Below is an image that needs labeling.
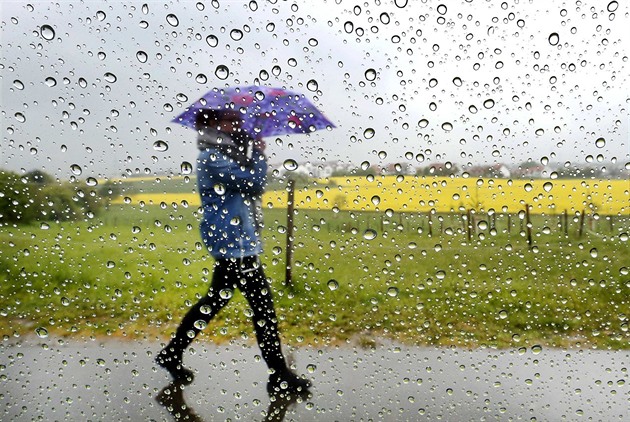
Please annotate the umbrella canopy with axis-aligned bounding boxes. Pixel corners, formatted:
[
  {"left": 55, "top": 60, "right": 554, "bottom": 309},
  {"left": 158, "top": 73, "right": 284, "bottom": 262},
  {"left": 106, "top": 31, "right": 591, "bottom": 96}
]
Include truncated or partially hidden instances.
[{"left": 171, "top": 85, "right": 335, "bottom": 139}]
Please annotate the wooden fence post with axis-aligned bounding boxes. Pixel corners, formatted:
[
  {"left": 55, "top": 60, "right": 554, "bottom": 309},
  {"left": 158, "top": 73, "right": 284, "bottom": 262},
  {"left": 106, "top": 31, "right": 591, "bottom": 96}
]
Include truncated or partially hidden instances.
[
  {"left": 525, "top": 204, "right": 533, "bottom": 249},
  {"left": 563, "top": 209, "right": 569, "bottom": 236},
  {"left": 285, "top": 179, "right": 295, "bottom": 289},
  {"left": 578, "top": 209, "right": 586, "bottom": 238}
]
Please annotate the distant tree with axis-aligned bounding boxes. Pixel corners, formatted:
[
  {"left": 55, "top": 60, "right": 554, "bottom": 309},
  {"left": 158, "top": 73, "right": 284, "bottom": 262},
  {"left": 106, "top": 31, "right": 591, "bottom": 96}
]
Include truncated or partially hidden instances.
[{"left": 24, "top": 169, "right": 54, "bottom": 185}]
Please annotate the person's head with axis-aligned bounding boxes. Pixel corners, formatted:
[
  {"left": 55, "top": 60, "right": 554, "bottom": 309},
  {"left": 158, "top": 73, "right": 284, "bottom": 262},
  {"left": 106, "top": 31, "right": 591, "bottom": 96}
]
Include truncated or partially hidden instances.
[{"left": 195, "top": 108, "right": 242, "bottom": 133}]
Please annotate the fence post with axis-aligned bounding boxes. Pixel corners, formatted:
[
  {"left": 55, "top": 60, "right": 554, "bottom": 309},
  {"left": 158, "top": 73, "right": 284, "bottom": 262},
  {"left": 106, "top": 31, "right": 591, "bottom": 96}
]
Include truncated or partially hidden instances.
[
  {"left": 466, "top": 209, "right": 473, "bottom": 243},
  {"left": 563, "top": 209, "right": 569, "bottom": 236},
  {"left": 285, "top": 179, "right": 295, "bottom": 289},
  {"left": 578, "top": 209, "right": 586, "bottom": 238},
  {"left": 507, "top": 213, "right": 511, "bottom": 234},
  {"left": 525, "top": 204, "right": 533, "bottom": 249}
]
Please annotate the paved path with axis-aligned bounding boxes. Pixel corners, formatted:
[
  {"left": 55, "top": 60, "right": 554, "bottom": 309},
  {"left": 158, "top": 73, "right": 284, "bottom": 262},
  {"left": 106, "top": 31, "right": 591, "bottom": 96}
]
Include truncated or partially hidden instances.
[{"left": 1, "top": 338, "right": 628, "bottom": 421}]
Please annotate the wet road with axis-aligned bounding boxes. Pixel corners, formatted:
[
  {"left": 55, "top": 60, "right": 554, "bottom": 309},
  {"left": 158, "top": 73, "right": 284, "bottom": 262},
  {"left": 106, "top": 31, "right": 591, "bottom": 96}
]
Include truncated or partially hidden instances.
[{"left": 1, "top": 338, "right": 627, "bottom": 421}]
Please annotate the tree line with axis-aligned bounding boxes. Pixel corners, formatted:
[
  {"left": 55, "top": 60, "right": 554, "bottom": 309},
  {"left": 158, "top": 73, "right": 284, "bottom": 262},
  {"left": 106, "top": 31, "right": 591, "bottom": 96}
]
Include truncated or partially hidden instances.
[{"left": 0, "top": 169, "right": 113, "bottom": 225}]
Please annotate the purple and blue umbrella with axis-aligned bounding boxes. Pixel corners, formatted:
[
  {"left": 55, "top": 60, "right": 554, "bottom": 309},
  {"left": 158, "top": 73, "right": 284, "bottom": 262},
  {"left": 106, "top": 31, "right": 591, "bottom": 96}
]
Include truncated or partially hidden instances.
[{"left": 171, "top": 85, "right": 335, "bottom": 139}]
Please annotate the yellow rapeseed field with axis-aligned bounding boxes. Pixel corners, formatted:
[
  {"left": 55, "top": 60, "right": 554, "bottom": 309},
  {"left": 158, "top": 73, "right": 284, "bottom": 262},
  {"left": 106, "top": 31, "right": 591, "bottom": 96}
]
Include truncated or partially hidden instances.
[{"left": 115, "top": 176, "right": 629, "bottom": 215}]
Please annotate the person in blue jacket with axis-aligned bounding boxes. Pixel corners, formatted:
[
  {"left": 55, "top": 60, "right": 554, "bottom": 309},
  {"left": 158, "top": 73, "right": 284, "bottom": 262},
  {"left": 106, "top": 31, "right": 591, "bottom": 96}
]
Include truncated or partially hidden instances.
[{"left": 156, "top": 108, "right": 311, "bottom": 395}]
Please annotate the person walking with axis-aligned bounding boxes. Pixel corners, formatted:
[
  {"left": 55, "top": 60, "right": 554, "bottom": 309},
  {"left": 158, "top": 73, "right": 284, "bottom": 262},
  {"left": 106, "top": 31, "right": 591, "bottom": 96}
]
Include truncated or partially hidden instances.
[{"left": 155, "top": 108, "right": 311, "bottom": 396}]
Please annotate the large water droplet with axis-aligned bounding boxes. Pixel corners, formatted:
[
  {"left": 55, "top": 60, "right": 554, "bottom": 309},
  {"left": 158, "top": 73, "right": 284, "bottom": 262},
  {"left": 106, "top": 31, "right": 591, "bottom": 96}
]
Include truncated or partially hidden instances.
[
  {"left": 307, "top": 79, "right": 318, "bottom": 92},
  {"left": 595, "top": 138, "right": 606, "bottom": 148},
  {"left": 364, "top": 128, "right": 375, "bottom": 139},
  {"left": 166, "top": 14, "right": 179, "bottom": 27},
  {"left": 35, "top": 327, "right": 48, "bottom": 338},
  {"left": 215, "top": 65, "right": 229, "bottom": 80},
  {"left": 45, "top": 77, "right": 57, "bottom": 87},
  {"left": 548, "top": 33, "right": 559, "bottom": 46},
  {"left": 180, "top": 161, "right": 193, "bottom": 174},
  {"left": 418, "top": 119, "right": 429, "bottom": 128},
  {"left": 441, "top": 122, "right": 453, "bottom": 131},
  {"left": 327, "top": 279, "right": 339, "bottom": 291},
  {"left": 206, "top": 35, "right": 219, "bottom": 47},
  {"left": 230, "top": 29, "right": 244, "bottom": 41},
  {"left": 219, "top": 289, "right": 233, "bottom": 299},
  {"left": 196, "top": 73, "right": 208, "bottom": 84},
  {"left": 543, "top": 182, "right": 553, "bottom": 192},
  {"left": 13, "top": 80, "right": 24, "bottom": 90},
  {"left": 136, "top": 51, "right": 148, "bottom": 63},
  {"left": 371, "top": 195, "right": 381, "bottom": 206},
  {"left": 104, "top": 72, "right": 117, "bottom": 83},
  {"left": 607, "top": 1, "right": 618, "bottom": 13},
  {"left": 483, "top": 99, "right": 495, "bottom": 109},
  {"left": 283, "top": 159, "right": 298, "bottom": 171},
  {"left": 40, "top": 24, "right": 55, "bottom": 40},
  {"left": 387, "top": 286, "right": 399, "bottom": 297},
  {"left": 153, "top": 140, "right": 169, "bottom": 152},
  {"left": 364, "top": 68, "right": 377, "bottom": 81},
  {"left": 363, "top": 229, "right": 377, "bottom": 240},
  {"left": 70, "top": 164, "right": 82, "bottom": 175}
]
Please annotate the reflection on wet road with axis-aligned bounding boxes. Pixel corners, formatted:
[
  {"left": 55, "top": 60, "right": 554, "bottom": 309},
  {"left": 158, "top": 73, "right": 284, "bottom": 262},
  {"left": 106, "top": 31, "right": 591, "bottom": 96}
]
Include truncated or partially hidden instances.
[{"left": 1, "top": 339, "right": 627, "bottom": 421}]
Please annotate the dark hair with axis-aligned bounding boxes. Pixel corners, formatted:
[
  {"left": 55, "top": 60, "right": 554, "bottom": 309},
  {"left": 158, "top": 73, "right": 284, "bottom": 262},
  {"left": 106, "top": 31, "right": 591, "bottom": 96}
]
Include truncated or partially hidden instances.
[
  {"left": 195, "top": 108, "right": 241, "bottom": 129},
  {"left": 195, "top": 108, "right": 222, "bottom": 129}
]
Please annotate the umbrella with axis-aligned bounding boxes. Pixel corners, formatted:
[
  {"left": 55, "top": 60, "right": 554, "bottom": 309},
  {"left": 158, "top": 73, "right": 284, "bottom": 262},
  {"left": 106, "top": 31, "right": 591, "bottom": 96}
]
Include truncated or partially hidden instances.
[{"left": 171, "top": 85, "right": 335, "bottom": 138}]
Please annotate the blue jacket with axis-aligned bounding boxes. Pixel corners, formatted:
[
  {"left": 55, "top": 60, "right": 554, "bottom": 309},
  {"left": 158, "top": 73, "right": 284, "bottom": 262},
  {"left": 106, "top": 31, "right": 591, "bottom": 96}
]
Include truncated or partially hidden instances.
[{"left": 196, "top": 147, "right": 267, "bottom": 259}]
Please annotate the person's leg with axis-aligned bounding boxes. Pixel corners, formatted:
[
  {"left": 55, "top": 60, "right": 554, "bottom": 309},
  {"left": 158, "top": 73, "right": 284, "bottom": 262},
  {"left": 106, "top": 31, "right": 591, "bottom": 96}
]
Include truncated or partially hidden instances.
[
  {"left": 238, "top": 256, "right": 311, "bottom": 394},
  {"left": 156, "top": 258, "right": 235, "bottom": 381}
]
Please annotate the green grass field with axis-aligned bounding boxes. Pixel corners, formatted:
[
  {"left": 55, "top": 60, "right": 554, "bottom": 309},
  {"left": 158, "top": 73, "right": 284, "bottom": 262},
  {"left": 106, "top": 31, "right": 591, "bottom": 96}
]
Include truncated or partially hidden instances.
[{"left": 1, "top": 203, "right": 628, "bottom": 350}]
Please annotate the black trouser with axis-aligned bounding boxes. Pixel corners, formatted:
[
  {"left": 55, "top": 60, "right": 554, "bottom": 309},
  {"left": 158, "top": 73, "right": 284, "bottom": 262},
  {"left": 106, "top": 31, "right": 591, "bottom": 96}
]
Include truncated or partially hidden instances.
[{"left": 167, "top": 256, "right": 286, "bottom": 371}]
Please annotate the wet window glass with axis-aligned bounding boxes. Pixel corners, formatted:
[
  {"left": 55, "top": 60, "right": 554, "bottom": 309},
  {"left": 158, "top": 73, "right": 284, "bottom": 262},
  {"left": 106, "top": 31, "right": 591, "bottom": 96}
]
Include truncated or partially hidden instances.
[{"left": 1, "top": 1, "right": 628, "bottom": 420}]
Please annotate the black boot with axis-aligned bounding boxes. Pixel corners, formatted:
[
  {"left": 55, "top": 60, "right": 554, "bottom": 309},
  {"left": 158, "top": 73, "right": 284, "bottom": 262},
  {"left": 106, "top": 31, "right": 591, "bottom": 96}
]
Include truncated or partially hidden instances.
[
  {"left": 155, "top": 348, "right": 194, "bottom": 384},
  {"left": 267, "top": 368, "right": 312, "bottom": 396}
]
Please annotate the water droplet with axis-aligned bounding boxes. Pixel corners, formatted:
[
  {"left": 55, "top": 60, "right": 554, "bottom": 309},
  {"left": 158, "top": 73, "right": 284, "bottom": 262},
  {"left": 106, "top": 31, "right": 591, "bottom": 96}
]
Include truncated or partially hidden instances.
[
  {"left": 306, "top": 79, "right": 318, "bottom": 92},
  {"left": 283, "top": 159, "right": 298, "bottom": 171},
  {"left": 531, "top": 345, "right": 543, "bottom": 354},
  {"left": 607, "top": 1, "right": 618, "bottom": 13},
  {"left": 394, "top": 0, "right": 408, "bottom": 8},
  {"left": 524, "top": 183, "right": 533, "bottom": 192},
  {"left": 589, "top": 248, "right": 598, "bottom": 258},
  {"left": 483, "top": 99, "right": 495, "bottom": 109},
  {"left": 214, "top": 184, "right": 226, "bottom": 195},
  {"left": 595, "top": 138, "right": 606, "bottom": 148},
  {"left": 196, "top": 73, "right": 208, "bottom": 84},
  {"left": 45, "top": 77, "right": 57, "bottom": 87},
  {"left": 361, "top": 161, "right": 370, "bottom": 171},
  {"left": 96, "top": 10, "right": 106, "bottom": 21},
  {"left": 35, "top": 327, "right": 48, "bottom": 338},
  {"left": 548, "top": 33, "right": 559, "bottom": 46},
  {"left": 364, "top": 68, "right": 377, "bottom": 81},
  {"left": 418, "top": 119, "right": 429, "bottom": 128},
  {"left": 437, "top": 4, "right": 447, "bottom": 15},
  {"left": 452, "top": 77, "right": 462, "bottom": 87},
  {"left": 543, "top": 182, "right": 553, "bottom": 192},
  {"left": 387, "top": 286, "right": 399, "bottom": 297},
  {"left": 498, "top": 310, "right": 508, "bottom": 319},
  {"left": 166, "top": 14, "right": 179, "bottom": 27},
  {"left": 327, "top": 279, "right": 339, "bottom": 291},
  {"left": 307, "top": 364, "right": 317, "bottom": 373},
  {"left": 13, "top": 80, "right": 24, "bottom": 90},
  {"left": 180, "top": 161, "right": 193, "bottom": 174},
  {"left": 364, "top": 128, "right": 375, "bottom": 139},
  {"left": 344, "top": 21, "right": 354, "bottom": 34},
  {"left": 428, "top": 78, "right": 438, "bottom": 88},
  {"left": 136, "top": 51, "right": 148, "bottom": 63},
  {"left": 206, "top": 35, "right": 219, "bottom": 47},
  {"left": 441, "top": 122, "right": 453, "bottom": 132},
  {"left": 380, "top": 12, "right": 390, "bottom": 24},
  {"left": 230, "top": 29, "right": 243, "bottom": 41},
  {"left": 436, "top": 270, "right": 446, "bottom": 280},
  {"left": 14, "top": 112, "right": 26, "bottom": 123},
  {"left": 104, "top": 72, "right": 117, "bottom": 83},
  {"left": 219, "top": 289, "right": 233, "bottom": 299},
  {"left": 70, "top": 164, "right": 82, "bottom": 175},
  {"left": 363, "top": 229, "right": 377, "bottom": 240},
  {"left": 61, "top": 297, "right": 70, "bottom": 306},
  {"left": 215, "top": 65, "right": 229, "bottom": 80},
  {"left": 153, "top": 141, "right": 168, "bottom": 152},
  {"left": 40, "top": 24, "right": 55, "bottom": 40}
]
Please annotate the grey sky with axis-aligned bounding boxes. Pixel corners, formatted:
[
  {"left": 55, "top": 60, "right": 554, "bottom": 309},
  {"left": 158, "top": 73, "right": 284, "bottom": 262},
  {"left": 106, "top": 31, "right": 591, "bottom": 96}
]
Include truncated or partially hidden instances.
[{"left": 1, "top": 0, "right": 628, "bottom": 180}]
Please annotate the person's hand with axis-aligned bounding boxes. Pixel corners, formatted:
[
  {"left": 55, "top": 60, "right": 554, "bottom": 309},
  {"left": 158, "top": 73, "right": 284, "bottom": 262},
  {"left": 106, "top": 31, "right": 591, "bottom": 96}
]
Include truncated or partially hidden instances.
[{"left": 253, "top": 139, "right": 266, "bottom": 153}]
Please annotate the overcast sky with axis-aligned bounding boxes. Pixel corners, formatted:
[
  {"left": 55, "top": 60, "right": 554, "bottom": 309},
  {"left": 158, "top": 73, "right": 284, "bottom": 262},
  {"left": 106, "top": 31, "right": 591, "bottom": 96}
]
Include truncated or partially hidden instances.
[{"left": 1, "top": 0, "right": 628, "bottom": 180}]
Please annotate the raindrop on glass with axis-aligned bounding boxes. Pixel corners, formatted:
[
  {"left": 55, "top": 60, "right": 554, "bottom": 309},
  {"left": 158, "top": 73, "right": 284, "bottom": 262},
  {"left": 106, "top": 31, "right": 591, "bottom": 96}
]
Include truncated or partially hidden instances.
[
  {"left": 363, "top": 229, "right": 377, "bottom": 240},
  {"left": 40, "top": 24, "right": 55, "bottom": 40},
  {"left": 543, "top": 182, "right": 553, "bottom": 192},
  {"left": 153, "top": 140, "right": 169, "bottom": 152},
  {"left": 13, "top": 80, "right": 24, "bottom": 90},
  {"left": 136, "top": 51, "right": 148, "bottom": 63},
  {"left": 206, "top": 35, "right": 219, "bottom": 47},
  {"left": 104, "top": 72, "right": 117, "bottom": 83},
  {"left": 306, "top": 79, "right": 318, "bottom": 92},
  {"left": 548, "top": 33, "right": 559, "bottom": 46},
  {"left": 327, "top": 279, "right": 339, "bottom": 291},
  {"left": 441, "top": 122, "right": 453, "bottom": 131},
  {"left": 70, "top": 164, "right": 82, "bottom": 175},
  {"left": 35, "top": 327, "right": 48, "bottom": 338},
  {"left": 595, "top": 138, "right": 605, "bottom": 148},
  {"left": 364, "top": 128, "right": 375, "bottom": 139},
  {"left": 283, "top": 159, "right": 298, "bottom": 171},
  {"left": 196, "top": 73, "right": 208, "bottom": 84},
  {"left": 45, "top": 77, "right": 57, "bottom": 87},
  {"left": 483, "top": 99, "right": 495, "bottom": 109},
  {"left": 215, "top": 65, "right": 229, "bottom": 80},
  {"left": 166, "top": 14, "right": 179, "bottom": 27},
  {"left": 364, "top": 68, "right": 377, "bottom": 81},
  {"left": 418, "top": 119, "right": 429, "bottom": 128},
  {"left": 387, "top": 286, "right": 399, "bottom": 297},
  {"left": 230, "top": 29, "right": 243, "bottom": 41},
  {"left": 180, "top": 161, "right": 193, "bottom": 174}
]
